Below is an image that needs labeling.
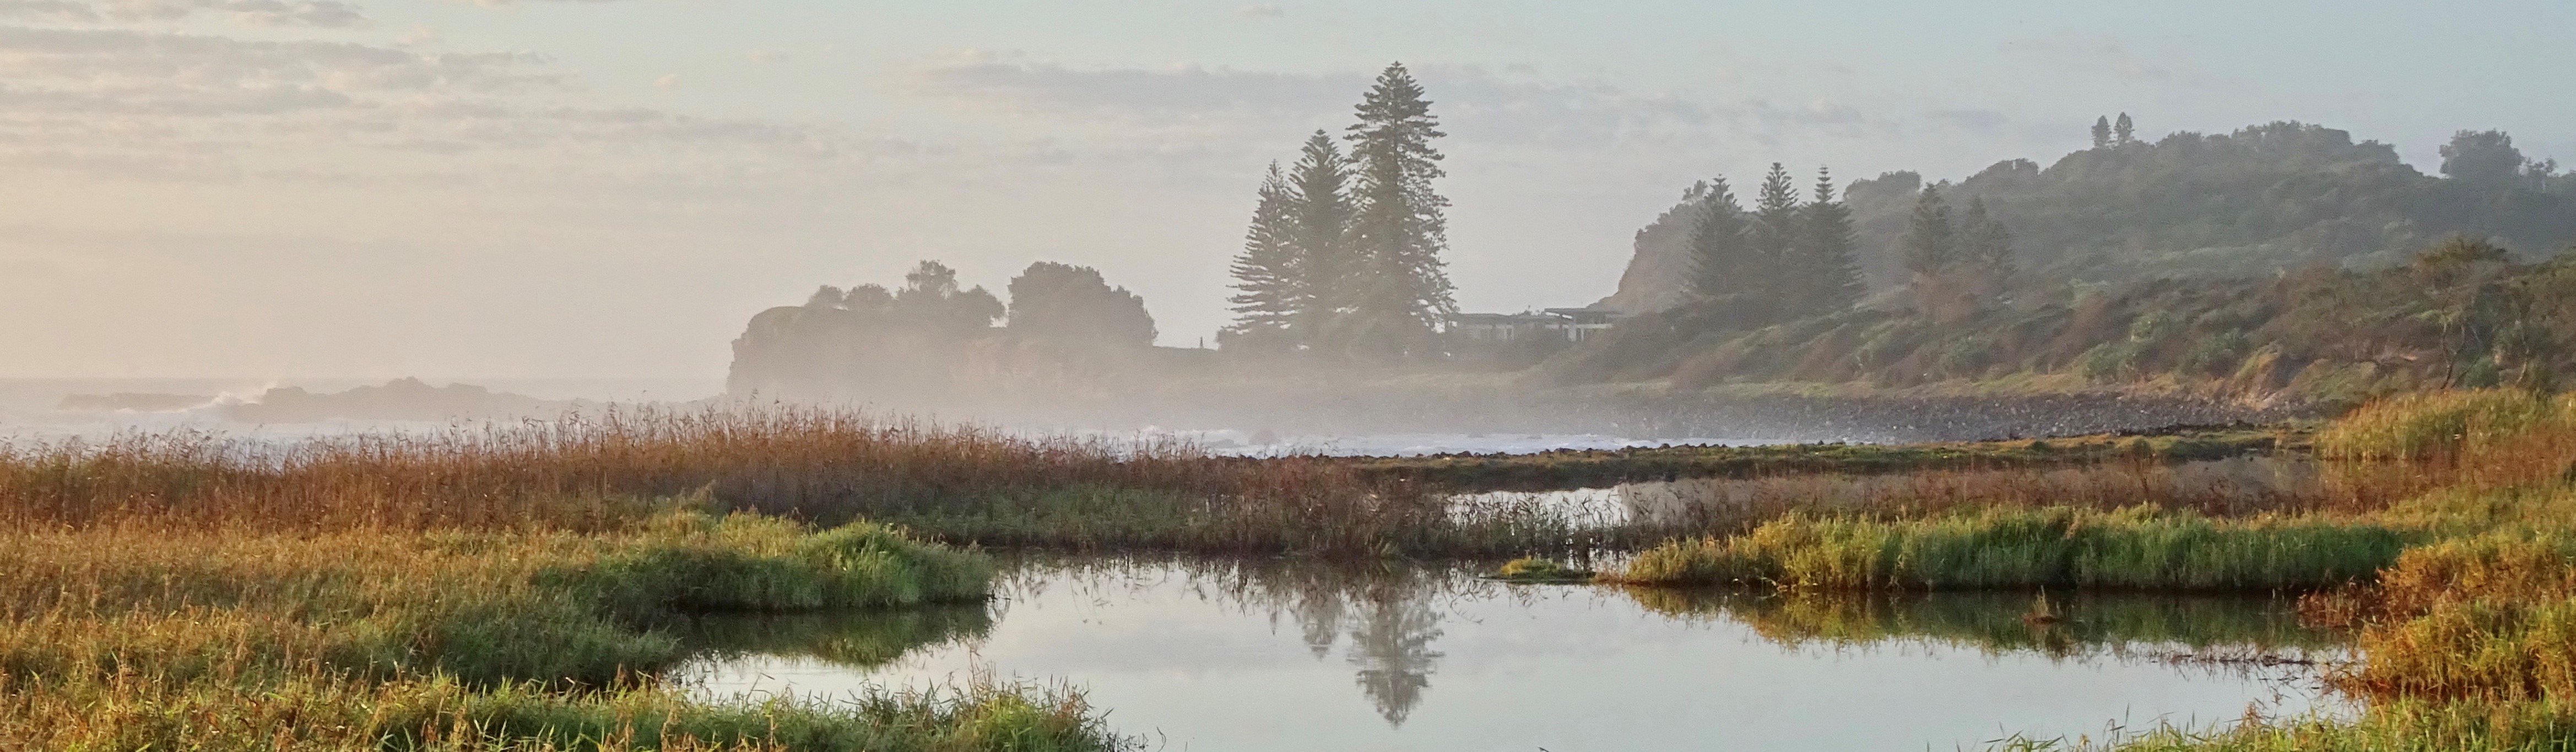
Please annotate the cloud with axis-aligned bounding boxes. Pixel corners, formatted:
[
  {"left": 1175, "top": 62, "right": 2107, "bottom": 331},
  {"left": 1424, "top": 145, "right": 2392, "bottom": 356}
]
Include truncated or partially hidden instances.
[
  {"left": 0, "top": 26, "right": 563, "bottom": 115},
  {"left": 898, "top": 54, "right": 1896, "bottom": 151},
  {"left": 745, "top": 48, "right": 789, "bottom": 64},
  {"left": 903, "top": 51, "right": 1356, "bottom": 117},
  {"left": 1924, "top": 107, "right": 2009, "bottom": 133},
  {"left": 653, "top": 72, "right": 678, "bottom": 89},
  {"left": 393, "top": 24, "right": 439, "bottom": 46},
  {"left": 1237, "top": 3, "right": 1280, "bottom": 17},
  {"left": 451, "top": 0, "right": 637, "bottom": 7},
  {"left": 0, "top": 0, "right": 370, "bottom": 28},
  {"left": 2007, "top": 35, "right": 2234, "bottom": 90},
  {"left": 0, "top": 21, "right": 918, "bottom": 194}
]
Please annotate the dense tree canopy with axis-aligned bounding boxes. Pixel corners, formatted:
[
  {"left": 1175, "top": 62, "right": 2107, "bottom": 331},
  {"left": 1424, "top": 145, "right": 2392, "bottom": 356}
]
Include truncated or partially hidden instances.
[
  {"left": 892, "top": 261, "right": 1005, "bottom": 338},
  {"left": 1007, "top": 262, "right": 1157, "bottom": 350},
  {"left": 1603, "top": 121, "right": 2576, "bottom": 316},
  {"left": 1339, "top": 62, "right": 1457, "bottom": 360},
  {"left": 1224, "top": 163, "right": 1304, "bottom": 351},
  {"left": 1224, "top": 62, "right": 1456, "bottom": 361}
]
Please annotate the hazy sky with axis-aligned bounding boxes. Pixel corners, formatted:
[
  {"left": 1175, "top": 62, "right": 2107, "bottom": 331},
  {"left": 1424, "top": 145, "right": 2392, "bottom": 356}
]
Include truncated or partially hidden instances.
[{"left": 2, "top": 0, "right": 2570, "bottom": 378}]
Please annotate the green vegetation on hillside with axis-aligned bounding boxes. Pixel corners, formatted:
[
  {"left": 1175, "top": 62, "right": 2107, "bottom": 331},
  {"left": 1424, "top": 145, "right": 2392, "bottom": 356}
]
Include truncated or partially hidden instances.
[
  {"left": 1604, "top": 122, "right": 2576, "bottom": 315},
  {"left": 1555, "top": 236, "right": 2576, "bottom": 405}
]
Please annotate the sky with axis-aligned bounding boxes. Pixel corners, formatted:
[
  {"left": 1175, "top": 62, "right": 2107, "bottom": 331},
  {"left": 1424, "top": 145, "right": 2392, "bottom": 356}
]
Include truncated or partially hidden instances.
[{"left": 1, "top": 0, "right": 2570, "bottom": 378}]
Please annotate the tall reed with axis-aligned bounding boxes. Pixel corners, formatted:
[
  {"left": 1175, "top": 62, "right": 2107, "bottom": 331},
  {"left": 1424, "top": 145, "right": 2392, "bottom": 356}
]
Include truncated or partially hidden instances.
[
  {"left": 0, "top": 406, "right": 1478, "bottom": 557},
  {"left": 2018, "top": 393, "right": 2576, "bottom": 751}
]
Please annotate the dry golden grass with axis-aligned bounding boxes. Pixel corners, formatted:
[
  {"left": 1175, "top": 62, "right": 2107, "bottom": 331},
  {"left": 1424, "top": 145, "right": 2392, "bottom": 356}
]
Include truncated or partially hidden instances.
[{"left": 0, "top": 502, "right": 1116, "bottom": 750}]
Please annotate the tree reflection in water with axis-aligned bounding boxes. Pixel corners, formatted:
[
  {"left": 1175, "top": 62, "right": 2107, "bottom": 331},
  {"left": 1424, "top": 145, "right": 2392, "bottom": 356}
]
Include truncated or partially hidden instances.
[
  {"left": 1200, "top": 558, "right": 1463, "bottom": 727},
  {"left": 1341, "top": 574, "right": 1446, "bottom": 726},
  {"left": 681, "top": 556, "right": 2344, "bottom": 732}
]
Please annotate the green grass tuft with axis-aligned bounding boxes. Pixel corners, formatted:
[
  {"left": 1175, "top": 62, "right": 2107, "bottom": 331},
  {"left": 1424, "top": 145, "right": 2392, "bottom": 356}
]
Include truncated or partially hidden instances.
[{"left": 1614, "top": 506, "right": 2408, "bottom": 591}]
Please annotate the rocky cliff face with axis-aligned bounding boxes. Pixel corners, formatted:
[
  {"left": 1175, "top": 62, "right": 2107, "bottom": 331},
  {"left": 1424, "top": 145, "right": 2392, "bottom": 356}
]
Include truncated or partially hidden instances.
[{"left": 1590, "top": 194, "right": 1700, "bottom": 315}]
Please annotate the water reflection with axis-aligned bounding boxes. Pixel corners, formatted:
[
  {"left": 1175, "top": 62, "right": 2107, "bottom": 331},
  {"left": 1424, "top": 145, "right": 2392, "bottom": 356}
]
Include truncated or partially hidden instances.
[
  {"left": 663, "top": 602, "right": 992, "bottom": 670},
  {"left": 1064, "top": 559, "right": 1466, "bottom": 726},
  {"left": 1341, "top": 574, "right": 1446, "bottom": 725},
  {"left": 680, "top": 559, "right": 2350, "bottom": 751},
  {"left": 1624, "top": 588, "right": 2340, "bottom": 661}
]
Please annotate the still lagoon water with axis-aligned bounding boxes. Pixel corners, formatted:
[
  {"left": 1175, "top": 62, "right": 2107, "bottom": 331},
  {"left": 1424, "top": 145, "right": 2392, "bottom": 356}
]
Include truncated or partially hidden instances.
[{"left": 679, "top": 559, "right": 2347, "bottom": 751}]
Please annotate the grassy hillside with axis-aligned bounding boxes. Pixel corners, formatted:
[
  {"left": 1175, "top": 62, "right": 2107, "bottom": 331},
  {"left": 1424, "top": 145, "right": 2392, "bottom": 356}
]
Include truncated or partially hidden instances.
[
  {"left": 1553, "top": 236, "right": 2576, "bottom": 407},
  {"left": 1601, "top": 121, "right": 2576, "bottom": 313}
]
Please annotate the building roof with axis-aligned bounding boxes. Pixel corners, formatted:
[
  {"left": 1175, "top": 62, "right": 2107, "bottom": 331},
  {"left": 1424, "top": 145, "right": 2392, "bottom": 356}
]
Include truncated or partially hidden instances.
[{"left": 1452, "top": 312, "right": 1572, "bottom": 325}]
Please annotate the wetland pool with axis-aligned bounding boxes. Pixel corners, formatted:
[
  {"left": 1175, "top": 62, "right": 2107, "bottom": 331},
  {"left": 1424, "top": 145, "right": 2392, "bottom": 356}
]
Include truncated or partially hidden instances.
[{"left": 677, "top": 560, "right": 2348, "bottom": 751}]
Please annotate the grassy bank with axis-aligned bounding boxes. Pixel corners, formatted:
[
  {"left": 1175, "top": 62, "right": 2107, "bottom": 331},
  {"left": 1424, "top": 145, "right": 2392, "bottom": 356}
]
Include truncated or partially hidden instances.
[
  {"left": 1335, "top": 425, "right": 2293, "bottom": 491},
  {"left": 1966, "top": 391, "right": 2576, "bottom": 750},
  {"left": 1613, "top": 506, "right": 2409, "bottom": 591},
  {"left": 0, "top": 507, "right": 1123, "bottom": 750}
]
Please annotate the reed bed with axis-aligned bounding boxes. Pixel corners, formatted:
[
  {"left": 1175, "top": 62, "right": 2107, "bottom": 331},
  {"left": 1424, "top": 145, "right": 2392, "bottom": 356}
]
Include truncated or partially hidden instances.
[
  {"left": 2315, "top": 389, "right": 2576, "bottom": 496},
  {"left": 1991, "top": 701, "right": 2576, "bottom": 751},
  {"left": 0, "top": 406, "right": 1279, "bottom": 529},
  {"left": 1612, "top": 506, "right": 2409, "bottom": 591},
  {"left": 0, "top": 405, "right": 1500, "bottom": 558},
  {"left": 1341, "top": 426, "right": 2292, "bottom": 491},
  {"left": 1994, "top": 391, "right": 2576, "bottom": 751},
  {"left": 0, "top": 509, "right": 1127, "bottom": 750},
  {"left": 1599, "top": 454, "right": 2417, "bottom": 534}
]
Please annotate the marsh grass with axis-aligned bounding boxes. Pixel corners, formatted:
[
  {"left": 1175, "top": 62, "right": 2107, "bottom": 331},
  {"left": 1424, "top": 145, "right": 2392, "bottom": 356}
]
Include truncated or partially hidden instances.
[
  {"left": 1345, "top": 426, "right": 2293, "bottom": 491},
  {"left": 0, "top": 668, "right": 1112, "bottom": 752},
  {"left": 665, "top": 605, "right": 994, "bottom": 670},
  {"left": 0, "top": 406, "right": 1302, "bottom": 531},
  {"left": 1596, "top": 455, "right": 2414, "bottom": 536},
  {"left": 1613, "top": 506, "right": 2408, "bottom": 592},
  {"left": 2019, "top": 392, "right": 2576, "bottom": 751},
  {"left": 1489, "top": 557, "right": 1594, "bottom": 583},
  {"left": 1990, "top": 701, "right": 2576, "bottom": 751},
  {"left": 0, "top": 509, "right": 1126, "bottom": 750},
  {"left": 2314, "top": 389, "right": 2576, "bottom": 499},
  {"left": 0, "top": 406, "right": 1619, "bottom": 558}
]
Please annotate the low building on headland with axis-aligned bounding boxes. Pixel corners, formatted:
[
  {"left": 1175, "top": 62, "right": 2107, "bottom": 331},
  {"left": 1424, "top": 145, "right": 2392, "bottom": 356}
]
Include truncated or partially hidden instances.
[
  {"left": 1451, "top": 312, "right": 1572, "bottom": 342},
  {"left": 1541, "top": 307, "right": 1622, "bottom": 342},
  {"left": 1449, "top": 306, "right": 1627, "bottom": 344}
]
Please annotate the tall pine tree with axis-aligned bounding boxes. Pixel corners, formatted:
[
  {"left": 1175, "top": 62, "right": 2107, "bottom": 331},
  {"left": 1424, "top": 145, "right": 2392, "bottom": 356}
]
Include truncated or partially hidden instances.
[
  {"left": 1223, "top": 163, "right": 1304, "bottom": 351},
  {"left": 2091, "top": 116, "right": 2113, "bottom": 149},
  {"left": 1901, "top": 186, "right": 1956, "bottom": 278},
  {"left": 2113, "top": 112, "right": 2136, "bottom": 145},
  {"left": 1682, "top": 178, "right": 1749, "bottom": 301},
  {"left": 1746, "top": 163, "right": 1801, "bottom": 309},
  {"left": 1956, "top": 196, "right": 2016, "bottom": 301},
  {"left": 1341, "top": 62, "right": 1455, "bottom": 360},
  {"left": 1285, "top": 130, "right": 1356, "bottom": 343},
  {"left": 1902, "top": 188, "right": 2017, "bottom": 322},
  {"left": 1794, "top": 168, "right": 1864, "bottom": 315},
  {"left": 1902, "top": 186, "right": 1970, "bottom": 321}
]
